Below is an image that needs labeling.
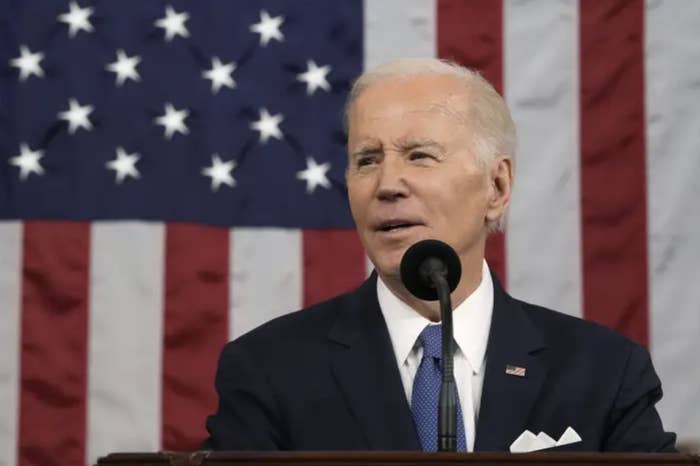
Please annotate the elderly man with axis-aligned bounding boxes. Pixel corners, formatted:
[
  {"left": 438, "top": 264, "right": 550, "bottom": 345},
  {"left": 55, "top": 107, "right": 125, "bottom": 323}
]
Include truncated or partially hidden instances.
[{"left": 204, "top": 58, "right": 675, "bottom": 452}]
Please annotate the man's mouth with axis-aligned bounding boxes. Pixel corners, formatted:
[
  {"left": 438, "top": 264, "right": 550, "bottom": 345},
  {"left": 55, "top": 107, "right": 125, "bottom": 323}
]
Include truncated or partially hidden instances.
[{"left": 375, "top": 220, "right": 422, "bottom": 233}]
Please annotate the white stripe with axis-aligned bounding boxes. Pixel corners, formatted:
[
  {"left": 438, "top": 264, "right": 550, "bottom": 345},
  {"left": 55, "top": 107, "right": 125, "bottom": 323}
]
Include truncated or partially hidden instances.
[
  {"left": 86, "top": 223, "right": 164, "bottom": 465},
  {"left": 229, "top": 229, "right": 302, "bottom": 339},
  {"left": 363, "top": 0, "right": 436, "bottom": 69},
  {"left": 0, "top": 222, "right": 21, "bottom": 466},
  {"left": 645, "top": 0, "right": 700, "bottom": 448},
  {"left": 504, "top": 0, "right": 583, "bottom": 317}
]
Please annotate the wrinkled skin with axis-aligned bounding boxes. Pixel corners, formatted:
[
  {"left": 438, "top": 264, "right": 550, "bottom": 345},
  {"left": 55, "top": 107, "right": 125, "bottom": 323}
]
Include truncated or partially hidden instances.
[{"left": 346, "top": 73, "right": 513, "bottom": 320}]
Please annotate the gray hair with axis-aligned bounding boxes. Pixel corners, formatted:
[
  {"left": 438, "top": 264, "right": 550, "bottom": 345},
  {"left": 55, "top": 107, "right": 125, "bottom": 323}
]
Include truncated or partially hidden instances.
[{"left": 344, "top": 58, "right": 516, "bottom": 232}]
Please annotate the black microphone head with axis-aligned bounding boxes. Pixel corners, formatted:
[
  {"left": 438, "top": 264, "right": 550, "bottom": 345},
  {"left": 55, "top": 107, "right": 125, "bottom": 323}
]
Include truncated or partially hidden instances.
[{"left": 399, "top": 239, "right": 462, "bottom": 301}]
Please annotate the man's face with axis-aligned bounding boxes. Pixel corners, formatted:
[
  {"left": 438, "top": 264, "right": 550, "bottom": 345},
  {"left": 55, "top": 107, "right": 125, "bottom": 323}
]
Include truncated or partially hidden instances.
[{"left": 346, "top": 74, "right": 495, "bottom": 281}]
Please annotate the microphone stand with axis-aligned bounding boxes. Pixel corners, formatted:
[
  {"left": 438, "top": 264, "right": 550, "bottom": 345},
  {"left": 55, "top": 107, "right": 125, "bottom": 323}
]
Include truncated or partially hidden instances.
[
  {"left": 428, "top": 267, "right": 457, "bottom": 452},
  {"left": 401, "top": 240, "right": 462, "bottom": 452}
]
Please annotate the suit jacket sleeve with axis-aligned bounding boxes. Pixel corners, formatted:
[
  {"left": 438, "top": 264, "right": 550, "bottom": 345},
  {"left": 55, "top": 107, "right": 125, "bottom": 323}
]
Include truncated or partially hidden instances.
[
  {"left": 603, "top": 342, "right": 676, "bottom": 452},
  {"left": 203, "top": 341, "right": 285, "bottom": 450}
]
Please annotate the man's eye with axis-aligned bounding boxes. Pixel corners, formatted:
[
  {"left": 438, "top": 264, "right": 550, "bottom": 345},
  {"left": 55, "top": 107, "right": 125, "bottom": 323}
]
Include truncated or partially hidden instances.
[
  {"left": 356, "top": 156, "right": 376, "bottom": 167},
  {"left": 409, "top": 151, "right": 433, "bottom": 160}
]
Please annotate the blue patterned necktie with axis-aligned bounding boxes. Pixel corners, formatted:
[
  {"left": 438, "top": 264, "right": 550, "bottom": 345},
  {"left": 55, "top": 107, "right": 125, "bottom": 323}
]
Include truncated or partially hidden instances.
[{"left": 411, "top": 324, "right": 467, "bottom": 451}]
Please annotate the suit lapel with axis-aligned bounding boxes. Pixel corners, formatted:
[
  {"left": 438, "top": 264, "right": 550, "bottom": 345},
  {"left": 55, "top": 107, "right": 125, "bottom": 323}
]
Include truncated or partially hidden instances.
[
  {"left": 328, "top": 275, "right": 419, "bottom": 450},
  {"left": 474, "top": 272, "right": 549, "bottom": 451}
]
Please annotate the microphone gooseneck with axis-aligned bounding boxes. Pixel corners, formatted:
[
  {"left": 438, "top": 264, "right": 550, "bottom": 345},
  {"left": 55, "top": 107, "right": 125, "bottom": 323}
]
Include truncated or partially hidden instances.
[{"left": 400, "top": 239, "right": 462, "bottom": 452}]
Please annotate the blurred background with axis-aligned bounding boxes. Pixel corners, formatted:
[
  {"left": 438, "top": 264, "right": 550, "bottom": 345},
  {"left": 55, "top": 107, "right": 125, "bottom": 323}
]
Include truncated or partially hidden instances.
[{"left": 1, "top": 1, "right": 699, "bottom": 465}]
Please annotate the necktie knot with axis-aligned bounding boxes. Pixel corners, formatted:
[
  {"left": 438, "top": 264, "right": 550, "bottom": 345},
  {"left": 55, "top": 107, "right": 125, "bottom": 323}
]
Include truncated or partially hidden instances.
[{"left": 419, "top": 324, "right": 443, "bottom": 360}]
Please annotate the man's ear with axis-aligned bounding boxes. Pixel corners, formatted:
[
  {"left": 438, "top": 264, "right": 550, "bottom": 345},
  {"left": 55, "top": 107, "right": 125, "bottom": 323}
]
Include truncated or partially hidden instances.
[{"left": 485, "top": 156, "right": 513, "bottom": 223}]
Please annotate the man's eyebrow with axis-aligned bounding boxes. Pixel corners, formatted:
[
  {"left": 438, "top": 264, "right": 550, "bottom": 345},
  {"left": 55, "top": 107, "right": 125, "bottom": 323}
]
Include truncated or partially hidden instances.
[
  {"left": 350, "top": 143, "right": 382, "bottom": 158},
  {"left": 350, "top": 139, "right": 446, "bottom": 157},
  {"left": 396, "top": 139, "right": 446, "bottom": 152}
]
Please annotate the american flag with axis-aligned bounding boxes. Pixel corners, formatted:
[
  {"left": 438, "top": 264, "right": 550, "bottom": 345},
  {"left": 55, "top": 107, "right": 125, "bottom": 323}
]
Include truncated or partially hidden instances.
[
  {"left": 1, "top": 1, "right": 699, "bottom": 465},
  {"left": 505, "top": 365, "right": 526, "bottom": 378}
]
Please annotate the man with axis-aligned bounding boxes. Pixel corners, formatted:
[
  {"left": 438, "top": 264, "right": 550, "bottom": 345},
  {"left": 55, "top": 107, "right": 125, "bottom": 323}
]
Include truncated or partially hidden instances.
[{"left": 204, "top": 58, "right": 676, "bottom": 452}]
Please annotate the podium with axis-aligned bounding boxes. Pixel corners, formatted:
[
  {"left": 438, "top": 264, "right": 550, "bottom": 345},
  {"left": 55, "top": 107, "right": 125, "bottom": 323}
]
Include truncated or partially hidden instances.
[{"left": 97, "top": 451, "right": 700, "bottom": 466}]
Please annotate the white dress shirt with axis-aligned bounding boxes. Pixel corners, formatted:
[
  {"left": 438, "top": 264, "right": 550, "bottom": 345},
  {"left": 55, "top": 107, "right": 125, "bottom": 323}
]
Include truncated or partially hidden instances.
[{"left": 377, "top": 260, "right": 494, "bottom": 452}]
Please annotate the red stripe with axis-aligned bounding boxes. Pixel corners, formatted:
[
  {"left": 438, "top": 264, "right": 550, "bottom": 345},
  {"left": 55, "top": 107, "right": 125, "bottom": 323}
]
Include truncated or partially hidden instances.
[
  {"left": 162, "top": 223, "right": 229, "bottom": 450},
  {"left": 579, "top": 0, "right": 648, "bottom": 346},
  {"left": 437, "top": 0, "right": 507, "bottom": 286},
  {"left": 303, "top": 229, "right": 366, "bottom": 307},
  {"left": 18, "top": 221, "right": 90, "bottom": 466}
]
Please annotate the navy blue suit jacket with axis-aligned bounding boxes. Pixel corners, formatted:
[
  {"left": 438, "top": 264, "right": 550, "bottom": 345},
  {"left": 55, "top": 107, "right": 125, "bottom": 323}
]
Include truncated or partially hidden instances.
[{"left": 204, "top": 272, "right": 676, "bottom": 451}]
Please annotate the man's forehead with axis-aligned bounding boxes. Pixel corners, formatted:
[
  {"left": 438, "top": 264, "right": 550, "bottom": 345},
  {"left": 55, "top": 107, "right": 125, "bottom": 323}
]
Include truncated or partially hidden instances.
[
  {"left": 348, "top": 96, "right": 470, "bottom": 138},
  {"left": 350, "top": 76, "right": 470, "bottom": 122}
]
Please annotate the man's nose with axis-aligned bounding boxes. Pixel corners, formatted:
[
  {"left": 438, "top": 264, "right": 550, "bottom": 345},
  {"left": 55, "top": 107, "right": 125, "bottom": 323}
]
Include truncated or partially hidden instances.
[{"left": 376, "top": 157, "right": 409, "bottom": 201}]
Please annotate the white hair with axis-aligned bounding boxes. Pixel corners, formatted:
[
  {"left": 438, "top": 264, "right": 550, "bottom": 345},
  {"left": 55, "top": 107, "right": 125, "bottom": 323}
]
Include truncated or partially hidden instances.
[{"left": 345, "top": 57, "right": 516, "bottom": 232}]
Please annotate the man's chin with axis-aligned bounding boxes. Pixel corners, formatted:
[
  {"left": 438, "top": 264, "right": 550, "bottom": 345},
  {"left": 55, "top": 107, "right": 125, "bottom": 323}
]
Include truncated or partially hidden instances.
[
  {"left": 371, "top": 254, "right": 404, "bottom": 282},
  {"left": 368, "top": 234, "right": 432, "bottom": 279}
]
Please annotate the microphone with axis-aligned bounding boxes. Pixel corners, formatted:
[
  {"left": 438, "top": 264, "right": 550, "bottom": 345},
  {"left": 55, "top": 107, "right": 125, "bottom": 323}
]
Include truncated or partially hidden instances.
[{"left": 400, "top": 239, "right": 462, "bottom": 452}]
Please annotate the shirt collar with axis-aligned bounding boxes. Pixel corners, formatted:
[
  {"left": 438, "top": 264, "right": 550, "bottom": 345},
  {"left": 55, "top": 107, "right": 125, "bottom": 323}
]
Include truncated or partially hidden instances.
[{"left": 377, "top": 260, "right": 494, "bottom": 375}]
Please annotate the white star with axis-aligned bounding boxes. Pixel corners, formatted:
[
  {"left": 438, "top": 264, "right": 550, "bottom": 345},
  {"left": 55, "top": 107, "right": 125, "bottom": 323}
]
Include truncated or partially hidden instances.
[
  {"left": 250, "top": 10, "right": 284, "bottom": 46},
  {"left": 106, "top": 147, "right": 140, "bottom": 184},
  {"left": 297, "top": 60, "right": 332, "bottom": 95},
  {"left": 9, "top": 143, "right": 45, "bottom": 180},
  {"left": 9, "top": 45, "right": 45, "bottom": 81},
  {"left": 57, "top": 1, "right": 94, "bottom": 37},
  {"left": 201, "top": 154, "right": 236, "bottom": 191},
  {"left": 202, "top": 57, "right": 236, "bottom": 94},
  {"left": 296, "top": 157, "right": 331, "bottom": 194},
  {"left": 154, "top": 102, "right": 189, "bottom": 139},
  {"left": 105, "top": 49, "right": 141, "bottom": 86},
  {"left": 57, "top": 98, "right": 94, "bottom": 134},
  {"left": 250, "top": 108, "right": 284, "bottom": 144},
  {"left": 154, "top": 5, "right": 190, "bottom": 42}
]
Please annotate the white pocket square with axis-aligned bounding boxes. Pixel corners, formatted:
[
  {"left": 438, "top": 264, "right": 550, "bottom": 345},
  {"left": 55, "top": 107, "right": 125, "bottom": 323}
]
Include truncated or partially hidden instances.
[{"left": 509, "top": 426, "right": 582, "bottom": 453}]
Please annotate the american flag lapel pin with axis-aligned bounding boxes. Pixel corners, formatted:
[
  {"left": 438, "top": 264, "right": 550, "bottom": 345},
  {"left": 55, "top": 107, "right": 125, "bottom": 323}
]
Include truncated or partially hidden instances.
[{"left": 505, "top": 364, "right": 527, "bottom": 377}]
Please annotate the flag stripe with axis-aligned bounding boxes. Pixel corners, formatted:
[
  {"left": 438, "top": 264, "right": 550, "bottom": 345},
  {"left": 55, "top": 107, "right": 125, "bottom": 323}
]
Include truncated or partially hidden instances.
[
  {"left": 579, "top": 0, "right": 648, "bottom": 346},
  {"left": 504, "top": 0, "right": 583, "bottom": 317},
  {"left": 161, "top": 224, "right": 229, "bottom": 450},
  {"left": 645, "top": 0, "right": 700, "bottom": 447},
  {"left": 437, "top": 0, "right": 507, "bottom": 285},
  {"left": 0, "top": 222, "right": 22, "bottom": 466},
  {"left": 302, "top": 230, "right": 366, "bottom": 307},
  {"left": 86, "top": 223, "right": 164, "bottom": 465},
  {"left": 363, "top": 0, "right": 436, "bottom": 69},
  {"left": 229, "top": 228, "right": 302, "bottom": 340},
  {"left": 18, "top": 222, "right": 90, "bottom": 466}
]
